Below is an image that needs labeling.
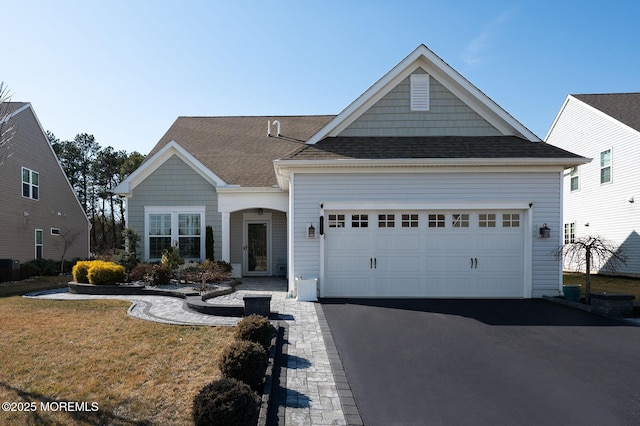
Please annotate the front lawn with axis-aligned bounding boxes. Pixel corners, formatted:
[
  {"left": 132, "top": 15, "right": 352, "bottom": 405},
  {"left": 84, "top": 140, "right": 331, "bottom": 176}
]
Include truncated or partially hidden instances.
[
  {"left": 563, "top": 273, "right": 640, "bottom": 300},
  {"left": 0, "top": 296, "right": 235, "bottom": 425}
]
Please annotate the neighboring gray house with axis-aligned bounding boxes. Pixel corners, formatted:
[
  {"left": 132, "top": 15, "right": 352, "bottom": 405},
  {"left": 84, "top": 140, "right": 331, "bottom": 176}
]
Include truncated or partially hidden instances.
[
  {"left": 546, "top": 93, "right": 640, "bottom": 275},
  {"left": 0, "top": 102, "right": 89, "bottom": 273},
  {"left": 116, "top": 44, "right": 587, "bottom": 298}
]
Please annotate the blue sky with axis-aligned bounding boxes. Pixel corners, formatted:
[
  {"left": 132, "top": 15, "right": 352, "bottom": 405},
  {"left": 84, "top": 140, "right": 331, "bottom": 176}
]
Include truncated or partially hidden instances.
[{"left": 4, "top": 1, "right": 640, "bottom": 154}]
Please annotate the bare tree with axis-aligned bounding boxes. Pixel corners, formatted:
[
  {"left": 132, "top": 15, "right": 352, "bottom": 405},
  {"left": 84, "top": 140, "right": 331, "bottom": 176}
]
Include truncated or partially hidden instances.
[
  {"left": 555, "top": 236, "right": 627, "bottom": 304},
  {"left": 0, "top": 82, "right": 17, "bottom": 165},
  {"left": 54, "top": 228, "right": 84, "bottom": 274}
]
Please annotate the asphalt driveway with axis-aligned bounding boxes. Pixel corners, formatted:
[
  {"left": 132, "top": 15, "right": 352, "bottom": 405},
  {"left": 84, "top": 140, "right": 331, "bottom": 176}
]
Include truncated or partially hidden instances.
[{"left": 321, "top": 299, "right": 640, "bottom": 426}]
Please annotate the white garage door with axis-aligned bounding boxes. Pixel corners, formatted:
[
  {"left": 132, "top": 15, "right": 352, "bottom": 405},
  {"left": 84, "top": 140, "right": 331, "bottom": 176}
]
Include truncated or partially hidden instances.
[{"left": 324, "top": 210, "right": 525, "bottom": 298}]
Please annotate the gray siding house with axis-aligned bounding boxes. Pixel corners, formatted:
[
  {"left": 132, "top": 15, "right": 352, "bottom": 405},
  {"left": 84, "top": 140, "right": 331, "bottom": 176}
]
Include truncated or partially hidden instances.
[
  {"left": 0, "top": 102, "right": 89, "bottom": 269},
  {"left": 116, "top": 45, "right": 587, "bottom": 298}
]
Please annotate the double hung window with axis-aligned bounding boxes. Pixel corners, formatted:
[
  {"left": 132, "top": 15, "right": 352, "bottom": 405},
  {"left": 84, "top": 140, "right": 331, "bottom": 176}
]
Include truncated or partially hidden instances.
[
  {"left": 146, "top": 208, "right": 204, "bottom": 260},
  {"left": 22, "top": 167, "right": 39, "bottom": 200}
]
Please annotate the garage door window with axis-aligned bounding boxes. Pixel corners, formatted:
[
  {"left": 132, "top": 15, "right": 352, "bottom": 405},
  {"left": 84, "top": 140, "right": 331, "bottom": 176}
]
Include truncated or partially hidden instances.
[
  {"left": 402, "top": 214, "right": 419, "bottom": 228},
  {"left": 428, "top": 214, "right": 445, "bottom": 228},
  {"left": 352, "top": 214, "right": 369, "bottom": 228},
  {"left": 502, "top": 213, "right": 520, "bottom": 227},
  {"left": 452, "top": 214, "right": 469, "bottom": 228},
  {"left": 378, "top": 214, "right": 395, "bottom": 228},
  {"left": 329, "top": 214, "right": 345, "bottom": 228},
  {"left": 479, "top": 214, "right": 496, "bottom": 228}
]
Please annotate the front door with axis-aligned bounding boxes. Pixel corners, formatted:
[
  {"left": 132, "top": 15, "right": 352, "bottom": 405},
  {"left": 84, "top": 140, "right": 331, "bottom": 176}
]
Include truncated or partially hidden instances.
[{"left": 244, "top": 221, "right": 270, "bottom": 275}]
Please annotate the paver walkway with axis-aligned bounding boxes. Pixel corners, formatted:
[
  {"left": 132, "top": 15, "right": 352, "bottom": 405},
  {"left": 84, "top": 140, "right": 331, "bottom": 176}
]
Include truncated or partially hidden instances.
[{"left": 25, "top": 278, "right": 347, "bottom": 425}]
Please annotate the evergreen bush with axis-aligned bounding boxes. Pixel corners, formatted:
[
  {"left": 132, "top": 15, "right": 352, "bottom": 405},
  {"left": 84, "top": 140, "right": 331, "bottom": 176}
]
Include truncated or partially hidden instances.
[
  {"left": 219, "top": 340, "right": 268, "bottom": 390},
  {"left": 192, "top": 378, "right": 258, "bottom": 426},
  {"left": 86, "top": 261, "right": 126, "bottom": 285},
  {"left": 235, "top": 314, "right": 277, "bottom": 351},
  {"left": 72, "top": 260, "right": 94, "bottom": 283}
]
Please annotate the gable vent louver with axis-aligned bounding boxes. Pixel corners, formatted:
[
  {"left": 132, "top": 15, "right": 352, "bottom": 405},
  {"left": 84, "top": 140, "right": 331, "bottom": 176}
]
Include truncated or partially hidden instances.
[{"left": 410, "top": 74, "right": 430, "bottom": 111}]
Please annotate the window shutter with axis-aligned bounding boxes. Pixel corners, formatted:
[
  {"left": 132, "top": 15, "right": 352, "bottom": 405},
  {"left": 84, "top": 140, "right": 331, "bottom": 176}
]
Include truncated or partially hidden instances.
[{"left": 410, "top": 74, "right": 430, "bottom": 111}]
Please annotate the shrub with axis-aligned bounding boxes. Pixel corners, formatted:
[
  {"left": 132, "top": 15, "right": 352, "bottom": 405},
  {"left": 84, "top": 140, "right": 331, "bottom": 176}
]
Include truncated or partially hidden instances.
[
  {"left": 205, "top": 225, "right": 214, "bottom": 261},
  {"left": 235, "top": 314, "right": 277, "bottom": 351},
  {"left": 86, "top": 261, "right": 126, "bottom": 285},
  {"left": 19, "top": 259, "right": 66, "bottom": 279},
  {"left": 161, "top": 246, "right": 183, "bottom": 270},
  {"left": 72, "top": 260, "right": 94, "bottom": 283},
  {"left": 192, "top": 378, "right": 258, "bottom": 426},
  {"left": 129, "top": 263, "right": 154, "bottom": 282},
  {"left": 219, "top": 340, "right": 268, "bottom": 390},
  {"left": 181, "top": 260, "right": 233, "bottom": 285},
  {"left": 146, "top": 264, "right": 172, "bottom": 286}
]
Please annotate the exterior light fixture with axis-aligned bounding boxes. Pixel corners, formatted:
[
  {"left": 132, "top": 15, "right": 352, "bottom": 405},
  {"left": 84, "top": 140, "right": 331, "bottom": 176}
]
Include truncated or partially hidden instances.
[
  {"left": 539, "top": 224, "right": 551, "bottom": 238},
  {"left": 257, "top": 208, "right": 263, "bottom": 215},
  {"left": 307, "top": 223, "right": 316, "bottom": 238}
]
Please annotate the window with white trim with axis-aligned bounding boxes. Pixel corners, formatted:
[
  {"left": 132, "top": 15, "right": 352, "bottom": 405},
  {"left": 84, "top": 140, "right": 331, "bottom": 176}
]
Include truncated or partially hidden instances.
[
  {"left": 410, "top": 74, "right": 430, "bottom": 111},
  {"left": 479, "top": 214, "right": 496, "bottom": 228},
  {"left": 564, "top": 223, "right": 575, "bottom": 244},
  {"left": 22, "top": 167, "right": 39, "bottom": 200},
  {"left": 149, "top": 213, "right": 172, "bottom": 258},
  {"left": 600, "top": 149, "right": 611, "bottom": 184},
  {"left": 352, "top": 214, "right": 369, "bottom": 228},
  {"left": 401, "top": 214, "right": 419, "bottom": 228},
  {"left": 502, "top": 213, "right": 520, "bottom": 228},
  {"left": 51, "top": 228, "right": 61, "bottom": 236},
  {"left": 452, "top": 214, "right": 469, "bottom": 228},
  {"left": 178, "top": 214, "right": 201, "bottom": 258},
  {"left": 146, "top": 208, "right": 204, "bottom": 260},
  {"left": 328, "top": 214, "right": 345, "bottom": 228},
  {"left": 428, "top": 214, "right": 445, "bottom": 228},
  {"left": 570, "top": 167, "right": 579, "bottom": 191},
  {"left": 35, "top": 229, "right": 43, "bottom": 259},
  {"left": 378, "top": 214, "right": 395, "bottom": 228}
]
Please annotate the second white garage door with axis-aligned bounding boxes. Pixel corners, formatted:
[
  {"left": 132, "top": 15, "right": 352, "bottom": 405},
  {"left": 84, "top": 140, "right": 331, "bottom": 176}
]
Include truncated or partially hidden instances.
[{"left": 324, "top": 210, "right": 525, "bottom": 298}]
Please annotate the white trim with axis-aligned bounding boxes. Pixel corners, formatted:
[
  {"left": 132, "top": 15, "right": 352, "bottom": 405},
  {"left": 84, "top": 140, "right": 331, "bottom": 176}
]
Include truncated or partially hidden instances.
[
  {"left": 115, "top": 140, "right": 228, "bottom": 195},
  {"left": 143, "top": 206, "right": 206, "bottom": 261},
  {"left": 242, "top": 213, "right": 272, "bottom": 276},
  {"left": 306, "top": 44, "right": 540, "bottom": 145},
  {"left": 322, "top": 200, "right": 532, "bottom": 212}
]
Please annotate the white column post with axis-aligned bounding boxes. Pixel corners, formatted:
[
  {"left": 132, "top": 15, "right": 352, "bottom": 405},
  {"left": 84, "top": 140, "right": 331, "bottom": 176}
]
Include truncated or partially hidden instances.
[{"left": 221, "top": 211, "right": 231, "bottom": 262}]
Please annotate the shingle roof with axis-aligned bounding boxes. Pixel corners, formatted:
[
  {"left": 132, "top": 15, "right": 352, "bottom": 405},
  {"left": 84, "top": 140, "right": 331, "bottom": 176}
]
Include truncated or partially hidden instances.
[
  {"left": 147, "top": 115, "right": 335, "bottom": 187},
  {"left": 283, "top": 136, "right": 584, "bottom": 160},
  {"left": 573, "top": 93, "right": 640, "bottom": 132}
]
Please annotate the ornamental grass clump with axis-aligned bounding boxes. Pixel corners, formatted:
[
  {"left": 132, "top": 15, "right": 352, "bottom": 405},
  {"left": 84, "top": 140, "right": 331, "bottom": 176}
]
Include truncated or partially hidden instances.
[
  {"left": 218, "top": 340, "right": 268, "bottom": 391},
  {"left": 234, "top": 314, "right": 277, "bottom": 351},
  {"left": 192, "top": 378, "right": 259, "bottom": 426},
  {"left": 86, "top": 261, "right": 126, "bottom": 285}
]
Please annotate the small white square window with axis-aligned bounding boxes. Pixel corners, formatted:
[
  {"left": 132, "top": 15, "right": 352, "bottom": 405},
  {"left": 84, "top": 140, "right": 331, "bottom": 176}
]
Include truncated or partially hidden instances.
[
  {"left": 452, "top": 214, "right": 469, "bottom": 228},
  {"left": 328, "top": 214, "right": 345, "bottom": 228},
  {"left": 378, "top": 214, "right": 395, "bottom": 228},
  {"left": 479, "top": 214, "right": 496, "bottom": 228},
  {"left": 428, "top": 214, "right": 445, "bottom": 228},
  {"left": 401, "top": 214, "right": 419, "bottom": 228},
  {"left": 352, "top": 214, "right": 369, "bottom": 228}
]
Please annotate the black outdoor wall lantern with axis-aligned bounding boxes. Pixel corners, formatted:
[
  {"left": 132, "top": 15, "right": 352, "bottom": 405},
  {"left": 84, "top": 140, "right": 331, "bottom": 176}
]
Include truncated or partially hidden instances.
[{"left": 539, "top": 224, "right": 551, "bottom": 238}]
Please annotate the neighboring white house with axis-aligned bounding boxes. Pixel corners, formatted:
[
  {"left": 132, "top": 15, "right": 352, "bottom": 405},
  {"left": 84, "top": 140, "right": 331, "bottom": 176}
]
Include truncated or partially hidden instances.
[
  {"left": 116, "top": 44, "right": 588, "bottom": 298},
  {"left": 546, "top": 93, "right": 640, "bottom": 275}
]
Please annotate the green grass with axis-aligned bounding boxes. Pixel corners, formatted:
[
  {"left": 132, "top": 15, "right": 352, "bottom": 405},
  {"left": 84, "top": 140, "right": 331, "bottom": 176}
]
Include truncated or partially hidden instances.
[{"left": 563, "top": 273, "right": 640, "bottom": 300}]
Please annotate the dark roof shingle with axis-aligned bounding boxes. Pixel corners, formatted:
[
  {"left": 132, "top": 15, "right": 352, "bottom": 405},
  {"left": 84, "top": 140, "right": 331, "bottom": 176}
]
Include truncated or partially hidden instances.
[
  {"left": 283, "top": 136, "right": 584, "bottom": 160},
  {"left": 573, "top": 93, "right": 640, "bottom": 132}
]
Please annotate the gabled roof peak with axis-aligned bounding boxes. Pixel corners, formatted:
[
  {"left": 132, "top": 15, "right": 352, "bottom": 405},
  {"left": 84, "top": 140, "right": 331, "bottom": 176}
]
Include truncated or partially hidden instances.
[{"left": 306, "top": 44, "right": 539, "bottom": 144}]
